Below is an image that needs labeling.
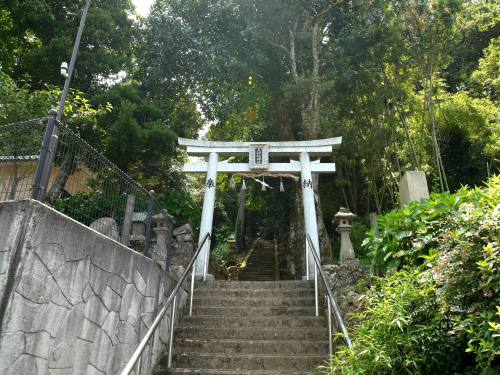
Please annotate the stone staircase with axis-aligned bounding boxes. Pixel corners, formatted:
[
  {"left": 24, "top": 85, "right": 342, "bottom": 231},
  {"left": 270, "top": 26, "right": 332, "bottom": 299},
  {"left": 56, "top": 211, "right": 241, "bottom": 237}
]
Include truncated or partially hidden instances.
[
  {"left": 239, "top": 240, "right": 276, "bottom": 281},
  {"left": 155, "top": 280, "right": 329, "bottom": 374}
]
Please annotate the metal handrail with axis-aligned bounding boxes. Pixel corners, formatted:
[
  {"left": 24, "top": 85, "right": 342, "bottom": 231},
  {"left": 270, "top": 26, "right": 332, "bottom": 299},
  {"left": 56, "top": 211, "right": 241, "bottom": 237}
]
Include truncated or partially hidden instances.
[
  {"left": 306, "top": 234, "right": 352, "bottom": 353},
  {"left": 120, "top": 232, "right": 211, "bottom": 375}
]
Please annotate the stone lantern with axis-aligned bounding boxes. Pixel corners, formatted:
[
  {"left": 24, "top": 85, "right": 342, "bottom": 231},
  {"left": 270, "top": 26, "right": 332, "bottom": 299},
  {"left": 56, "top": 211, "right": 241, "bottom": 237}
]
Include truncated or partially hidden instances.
[{"left": 334, "top": 208, "right": 358, "bottom": 266}]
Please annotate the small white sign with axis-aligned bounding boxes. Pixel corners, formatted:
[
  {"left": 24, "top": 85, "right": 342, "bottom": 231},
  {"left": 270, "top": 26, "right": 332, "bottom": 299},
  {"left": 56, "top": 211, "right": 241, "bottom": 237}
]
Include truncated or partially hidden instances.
[{"left": 249, "top": 144, "right": 269, "bottom": 170}]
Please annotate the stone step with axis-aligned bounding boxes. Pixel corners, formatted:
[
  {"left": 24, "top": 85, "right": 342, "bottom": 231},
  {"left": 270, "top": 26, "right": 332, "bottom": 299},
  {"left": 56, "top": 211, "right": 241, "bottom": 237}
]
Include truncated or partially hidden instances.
[
  {"left": 193, "top": 289, "right": 314, "bottom": 298},
  {"left": 239, "top": 268, "right": 275, "bottom": 272},
  {"left": 175, "top": 327, "right": 327, "bottom": 341},
  {"left": 196, "top": 281, "right": 312, "bottom": 289},
  {"left": 188, "top": 306, "right": 317, "bottom": 317},
  {"left": 244, "top": 263, "right": 274, "bottom": 266},
  {"left": 248, "top": 254, "right": 274, "bottom": 257},
  {"left": 173, "top": 338, "right": 329, "bottom": 355},
  {"left": 171, "top": 353, "right": 326, "bottom": 371},
  {"left": 238, "top": 274, "right": 275, "bottom": 278},
  {"left": 192, "top": 296, "right": 315, "bottom": 307},
  {"left": 238, "top": 277, "right": 276, "bottom": 281},
  {"left": 240, "top": 270, "right": 275, "bottom": 274},
  {"left": 164, "top": 369, "right": 307, "bottom": 375},
  {"left": 180, "top": 316, "right": 326, "bottom": 328}
]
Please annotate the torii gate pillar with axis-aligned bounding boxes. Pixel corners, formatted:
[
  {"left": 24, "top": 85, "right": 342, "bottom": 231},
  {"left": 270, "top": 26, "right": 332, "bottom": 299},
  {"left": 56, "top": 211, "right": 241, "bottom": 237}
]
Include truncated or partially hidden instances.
[
  {"left": 300, "top": 152, "right": 320, "bottom": 276},
  {"left": 197, "top": 152, "right": 218, "bottom": 278}
]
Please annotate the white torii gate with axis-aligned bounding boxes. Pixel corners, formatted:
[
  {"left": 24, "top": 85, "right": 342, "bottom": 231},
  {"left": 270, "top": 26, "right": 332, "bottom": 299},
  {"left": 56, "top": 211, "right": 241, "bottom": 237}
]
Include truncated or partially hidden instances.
[{"left": 178, "top": 137, "right": 342, "bottom": 279}]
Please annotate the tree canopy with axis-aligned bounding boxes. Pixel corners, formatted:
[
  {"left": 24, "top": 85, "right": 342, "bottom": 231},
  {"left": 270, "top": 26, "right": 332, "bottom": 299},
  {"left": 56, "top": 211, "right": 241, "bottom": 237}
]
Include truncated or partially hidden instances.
[{"left": 0, "top": 0, "right": 498, "bottom": 228}]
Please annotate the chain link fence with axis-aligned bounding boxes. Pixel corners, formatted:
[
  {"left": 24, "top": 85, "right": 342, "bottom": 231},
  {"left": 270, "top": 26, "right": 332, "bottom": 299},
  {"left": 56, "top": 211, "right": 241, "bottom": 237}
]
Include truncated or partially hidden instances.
[{"left": 0, "top": 118, "right": 174, "bottom": 269}]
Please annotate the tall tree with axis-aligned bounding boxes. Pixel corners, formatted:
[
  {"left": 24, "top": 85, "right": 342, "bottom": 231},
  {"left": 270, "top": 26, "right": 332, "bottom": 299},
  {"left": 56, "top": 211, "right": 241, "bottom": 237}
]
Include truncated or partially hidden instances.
[
  {"left": 394, "top": 0, "right": 462, "bottom": 192},
  {"left": 1, "top": 0, "right": 136, "bottom": 93}
]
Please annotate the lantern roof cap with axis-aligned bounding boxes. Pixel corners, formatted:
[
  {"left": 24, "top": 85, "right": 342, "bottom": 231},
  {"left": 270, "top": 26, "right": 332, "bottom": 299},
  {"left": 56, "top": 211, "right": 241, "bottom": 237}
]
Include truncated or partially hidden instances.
[{"left": 334, "top": 208, "right": 356, "bottom": 223}]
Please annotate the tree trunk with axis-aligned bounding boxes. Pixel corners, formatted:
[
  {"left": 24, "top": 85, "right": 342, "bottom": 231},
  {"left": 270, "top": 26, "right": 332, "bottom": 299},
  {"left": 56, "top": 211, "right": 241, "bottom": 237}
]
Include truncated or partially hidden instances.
[
  {"left": 236, "top": 185, "right": 247, "bottom": 252},
  {"left": 286, "top": 3, "right": 334, "bottom": 268},
  {"left": 308, "top": 7, "right": 332, "bottom": 260},
  {"left": 46, "top": 153, "right": 76, "bottom": 203},
  {"left": 287, "top": 184, "right": 306, "bottom": 278},
  {"left": 8, "top": 160, "right": 19, "bottom": 200},
  {"left": 313, "top": 173, "right": 332, "bottom": 262}
]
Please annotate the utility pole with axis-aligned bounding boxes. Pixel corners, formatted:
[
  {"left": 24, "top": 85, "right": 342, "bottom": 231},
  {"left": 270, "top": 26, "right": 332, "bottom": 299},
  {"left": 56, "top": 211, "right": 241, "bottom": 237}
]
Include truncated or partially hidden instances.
[{"left": 32, "top": 0, "right": 92, "bottom": 201}]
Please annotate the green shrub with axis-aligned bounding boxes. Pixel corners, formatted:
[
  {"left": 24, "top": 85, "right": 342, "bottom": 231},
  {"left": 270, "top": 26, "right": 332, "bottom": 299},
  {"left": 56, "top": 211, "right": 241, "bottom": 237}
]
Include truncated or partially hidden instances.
[
  {"left": 335, "top": 176, "right": 500, "bottom": 373},
  {"left": 326, "top": 269, "right": 467, "bottom": 374},
  {"left": 429, "top": 178, "right": 500, "bottom": 370},
  {"left": 54, "top": 191, "right": 140, "bottom": 226},
  {"left": 362, "top": 190, "right": 466, "bottom": 272},
  {"left": 211, "top": 241, "right": 241, "bottom": 280},
  {"left": 156, "top": 189, "right": 201, "bottom": 229},
  {"left": 363, "top": 175, "right": 499, "bottom": 273}
]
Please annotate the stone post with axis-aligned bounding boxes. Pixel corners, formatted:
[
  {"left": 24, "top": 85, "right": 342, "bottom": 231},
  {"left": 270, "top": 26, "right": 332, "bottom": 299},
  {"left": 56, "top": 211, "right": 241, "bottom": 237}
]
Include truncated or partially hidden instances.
[
  {"left": 173, "top": 224, "right": 195, "bottom": 268},
  {"left": 369, "top": 212, "right": 378, "bottom": 235},
  {"left": 153, "top": 226, "right": 168, "bottom": 269},
  {"left": 152, "top": 213, "right": 169, "bottom": 269},
  {"left": 121, "top": 193, "right": 136, "bottom": 246},
  {"left": 399, "top": 171, "right": 429, "bottom": 206},
  {"left": 334, "top": 209, "right": 357, "bottom": 266}
]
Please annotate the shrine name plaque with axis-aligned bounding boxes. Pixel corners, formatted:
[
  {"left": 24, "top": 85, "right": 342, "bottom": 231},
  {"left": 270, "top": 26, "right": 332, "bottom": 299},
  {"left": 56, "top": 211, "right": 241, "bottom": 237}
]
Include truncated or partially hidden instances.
[{"left": 249, "top": 144, "right": 269, "bottom": 170}]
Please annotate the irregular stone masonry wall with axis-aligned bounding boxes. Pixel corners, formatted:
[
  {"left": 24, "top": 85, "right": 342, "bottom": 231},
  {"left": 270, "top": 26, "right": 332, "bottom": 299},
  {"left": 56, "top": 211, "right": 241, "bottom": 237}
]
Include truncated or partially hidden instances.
[
  {"left": 0, "top": 200, "right": 186, "bottom": 375},
  {"left": 322, "top": 263, "right": 371, "bottom": 324}
]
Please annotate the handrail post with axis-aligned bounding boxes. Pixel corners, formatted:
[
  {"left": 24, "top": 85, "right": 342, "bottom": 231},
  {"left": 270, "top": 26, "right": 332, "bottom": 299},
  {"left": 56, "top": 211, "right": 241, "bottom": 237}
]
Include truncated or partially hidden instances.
[
  {"left": 327, "top": 298, "right": 333, "bottom": 357},
  {"left": 189, "top": 263, "right": 196, "bottom": 316},
  {"left": 306, "top": 234, "right": 352, "bottom": 349},
  {"left": 305, "top": 241, "right": 310, "bottom": 280},
  {"left": 203, "top": 240, "right": 209, "bottom": 281},
  {"left": 314, "top": 265, "right": 319, "bottom": 317},
  {"left": 167, "top": 294, "right": 177, "bottom": 368},
  {"left": 135, "top": 355, "right": 142, "bottom": 375}
]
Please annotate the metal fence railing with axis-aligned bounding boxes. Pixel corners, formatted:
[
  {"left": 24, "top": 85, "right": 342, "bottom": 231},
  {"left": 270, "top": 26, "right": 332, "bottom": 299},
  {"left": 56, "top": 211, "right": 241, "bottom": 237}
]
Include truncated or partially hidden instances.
[
  {"left": 0, "top": 118, "right": 174, "bottom": 267},
  {"left": 0, "top": 119, "right": 47, "bottom": 200}
]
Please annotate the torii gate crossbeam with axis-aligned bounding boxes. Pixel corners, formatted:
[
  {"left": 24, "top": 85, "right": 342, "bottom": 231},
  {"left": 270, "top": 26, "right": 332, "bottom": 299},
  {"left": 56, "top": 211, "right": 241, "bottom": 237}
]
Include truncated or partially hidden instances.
[{"left": 178, "top": 137, "right": 341, "bottom": 279}]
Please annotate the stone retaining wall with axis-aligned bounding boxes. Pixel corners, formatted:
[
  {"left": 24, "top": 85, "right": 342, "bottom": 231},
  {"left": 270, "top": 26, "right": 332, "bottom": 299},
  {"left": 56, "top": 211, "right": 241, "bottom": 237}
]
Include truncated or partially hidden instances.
[{"left": 0, "top": 200, "right": 186, "bottom": 375}]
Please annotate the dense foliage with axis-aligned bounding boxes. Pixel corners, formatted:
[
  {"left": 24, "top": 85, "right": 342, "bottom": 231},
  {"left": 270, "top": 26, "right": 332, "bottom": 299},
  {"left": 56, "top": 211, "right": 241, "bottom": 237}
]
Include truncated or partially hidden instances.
[
  {"left": 1, "top": 0, "right": 499, "bottom": 227},
  {"left": 330, "top": 176, "right": 500, "bottom": 373}
]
